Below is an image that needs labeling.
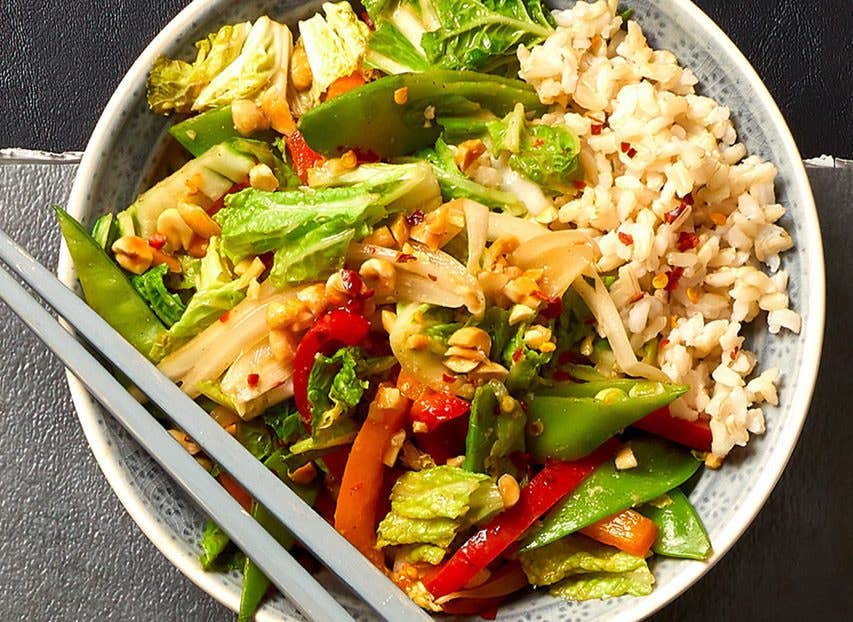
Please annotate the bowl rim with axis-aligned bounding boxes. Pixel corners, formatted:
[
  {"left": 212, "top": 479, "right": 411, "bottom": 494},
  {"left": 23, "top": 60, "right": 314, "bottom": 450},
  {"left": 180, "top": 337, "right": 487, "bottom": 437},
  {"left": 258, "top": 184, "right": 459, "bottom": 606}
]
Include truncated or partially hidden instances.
[{"left": 59, "top": 0, "right": 826, "bottom": 620}]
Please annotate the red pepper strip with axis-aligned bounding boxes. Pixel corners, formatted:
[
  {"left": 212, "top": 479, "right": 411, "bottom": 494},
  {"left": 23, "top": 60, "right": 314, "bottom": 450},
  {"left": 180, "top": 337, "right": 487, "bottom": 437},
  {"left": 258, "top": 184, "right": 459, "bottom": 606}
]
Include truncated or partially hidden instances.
[
  {"left": 410, "top": 390, "right": 471, "bottom": 433},
  {"left": 414, "top": 416, "right": 469, "bottom": 465},
  {"left": 423, "top": 439, "right": 619, "bottom": 598},
  {"left": 633, "top": 407, "right": 712, "bottom": 452},
  {"left": 286, "top": 130, "right": 324, "bottom": 183},
  {"left": 292, "top": 309, "right": 371, "bottom": 427}
]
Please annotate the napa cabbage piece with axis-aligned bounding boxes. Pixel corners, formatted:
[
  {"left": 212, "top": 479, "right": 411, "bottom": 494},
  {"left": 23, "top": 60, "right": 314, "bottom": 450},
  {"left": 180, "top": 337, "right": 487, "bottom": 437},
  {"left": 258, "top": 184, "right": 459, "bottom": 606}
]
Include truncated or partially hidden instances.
[
  {"left": 518, "top": 535, "right": 654, "bottom": 600},
  {"left": 215, "top": 162, "right": 441, "bottom": 286},
  {"left": 131, "top": 264, "right": 186, "bottom": 327},
  {"left": 307, "top": 347, "right": 368, "bottom": 432},
  {"left": 363, "top": 0, "right": 554, "bottom": 73},
  {"left": 147, "top": 22, "right": 251, "bottom": 114},
  {"left": 299, "top": 2, "right": 371, "bottom": 103},
  {"left": 376, "top": 466, "right": 503, "bottom": 550},
  {"left": 413, "top": 138, "right": 525, "bottom": 215},
  {"left": 487, "top": 103, "right": 582, "bottom": 192}
]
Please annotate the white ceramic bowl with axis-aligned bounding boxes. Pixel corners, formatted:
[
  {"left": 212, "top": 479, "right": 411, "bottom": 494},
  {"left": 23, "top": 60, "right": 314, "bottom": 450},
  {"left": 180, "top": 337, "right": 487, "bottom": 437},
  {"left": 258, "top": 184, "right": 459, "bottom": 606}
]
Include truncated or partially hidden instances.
[{"left": 60, "top": 1, "right": 825, "bottom": 620}]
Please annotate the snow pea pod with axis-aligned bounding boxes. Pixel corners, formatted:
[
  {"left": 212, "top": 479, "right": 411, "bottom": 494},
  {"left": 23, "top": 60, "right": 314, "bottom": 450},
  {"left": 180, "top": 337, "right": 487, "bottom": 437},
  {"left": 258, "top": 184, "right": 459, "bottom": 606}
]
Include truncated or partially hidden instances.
[
  {"left": 169, "top": 105, "right": 276, "bottom": 158},
  {"left": 56, "top": 207, "right": 168, "bottom": 362},
  {"left": 521, "top": 437, "right": 701, "bottom": 551},
  {"left": 639, "top": 488, "right": 712, "bottom": 560},
  {"left": 526, "top": 380, "right": 688, "bottom": 462},
  {"left": 463, "top": 381, "right": 526, "bottom": 478},
  {"left": 238, "top": 479, "right": 318, "bottom": 622}
]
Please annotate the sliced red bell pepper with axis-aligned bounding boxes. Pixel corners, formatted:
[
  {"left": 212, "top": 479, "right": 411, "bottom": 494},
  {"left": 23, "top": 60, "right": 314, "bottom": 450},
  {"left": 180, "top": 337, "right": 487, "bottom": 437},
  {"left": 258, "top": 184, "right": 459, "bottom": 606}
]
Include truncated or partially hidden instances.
[
  {"left": 410, "top": 390, "right": 471, "bottom": 433},
  {"left": 414, "top": 416, "right": 469, "bottom": 465},
  {"left": 286, "top": 130, "right": 324, "bottom": 183},
  {"left": 579, "top": 508, "right": 659, "bottom": 557},
  {"left": 292, "top": 309, "right": 371, "bottom": 427},
  {"left": 423, "top": 439, "right": 619, "bottom": 598},
  {"left": 633, "top": 406, "right": 712, "bottom": 452}
]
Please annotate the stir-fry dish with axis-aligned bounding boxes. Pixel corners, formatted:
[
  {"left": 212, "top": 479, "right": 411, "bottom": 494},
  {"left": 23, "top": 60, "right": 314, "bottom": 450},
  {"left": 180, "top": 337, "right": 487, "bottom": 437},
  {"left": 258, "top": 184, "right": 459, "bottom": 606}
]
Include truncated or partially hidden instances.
[{"left": 59, "top": 0, "right": 802, "bottom": 617}]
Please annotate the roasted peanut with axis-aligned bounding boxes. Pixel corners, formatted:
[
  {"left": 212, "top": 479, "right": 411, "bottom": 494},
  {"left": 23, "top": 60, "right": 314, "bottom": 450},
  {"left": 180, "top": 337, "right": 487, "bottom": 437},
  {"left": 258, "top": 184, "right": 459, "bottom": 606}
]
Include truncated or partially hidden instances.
[
  {"left": 359, "top": 258, "right": 396, "bottom": 297},
  {"left": 290, "top": 45, "right": 313, "bottom": 92},
  {"left": 267, "top": 298, "right": 313, "bottom": 332},
  {"left": 249, "top": 163, "right": 279, "bottom": 191},
  {"left": 112, "top": 236, "right": 153, "bottom": 274},
  {"left": 498, "top": 474, "right": 520, "bottom": 509},
  {"left": 156, "top": 208, "right": 194, "bottom": 250},
  {"left": 448, "top": 327, "right": 491, "bottom": 356},
  {"left": 453, "top": 139, "right": 486, "bottom": 172},
  {"left": 231, "top": 99, "right": 270, "bottom": 136},
  {"left": 177, "top": 202, "right": 221, "bottom": 239}
]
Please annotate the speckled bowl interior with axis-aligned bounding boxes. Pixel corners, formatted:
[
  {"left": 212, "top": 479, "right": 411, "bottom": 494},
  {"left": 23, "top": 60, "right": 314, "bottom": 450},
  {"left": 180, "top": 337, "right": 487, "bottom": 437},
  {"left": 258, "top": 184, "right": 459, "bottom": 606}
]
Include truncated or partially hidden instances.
[{"left": 60, "top": 1, "right": 825, "bottom": 620}]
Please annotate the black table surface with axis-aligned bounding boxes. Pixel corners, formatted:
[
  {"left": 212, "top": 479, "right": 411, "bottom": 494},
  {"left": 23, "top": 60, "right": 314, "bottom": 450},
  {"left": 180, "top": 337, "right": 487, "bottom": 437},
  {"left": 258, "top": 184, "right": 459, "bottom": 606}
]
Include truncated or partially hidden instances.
[{"left": 0, "top": 2, "right": 851, "bottom": 622}]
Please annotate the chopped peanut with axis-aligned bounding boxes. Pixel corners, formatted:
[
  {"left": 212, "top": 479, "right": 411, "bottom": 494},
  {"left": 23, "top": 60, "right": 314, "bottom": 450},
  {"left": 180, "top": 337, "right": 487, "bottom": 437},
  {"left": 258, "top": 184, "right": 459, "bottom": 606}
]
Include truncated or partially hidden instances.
[
  {"left": 705, "top": 453, "right": 724, "bottom": 469},
  {"left": 443, "top": 356, "right": 480, "bottom": 374},
  {"left": 231, "top": 99, "right": 270, "bottom": 136},
  {"left": 709, "top": 212, "right": 728, "bottom": 226},
  {"left": 498, "top": 474, "right": 520, "bottom": 509},
  {"left": 177, "top": 202, "right": 221, "bottom": 239},
  {"left": 453, "top": 139, "right": 486, "bottom": 172},
  {"left": 151, "top": 247, "right": 183, "bottom": 272},
  {"left": 389, "top": 214, "right": 410, "bottom": 248},
  {"left": 448, "top": 327, "right": 491, "bottom": 356},
  {"left": 112, "top": 236, "right": 153, "bottom": 274},
  {"left": 288, "top": 462, "right": 318, "bottom": 485},
  {"left": 383, "top": 430, "right": 407, "bottom": 467},
  {"left": 393, "top": 87, "right": 409, "bottom": 105},
  {"left": 267, "top": 298, "right": 313, "bottom": 332},
  {"left": 615, "top": 445, "right": 638, "bottom": 470},
  {"left": 652, "top": 272, "right": 669, "bottom": 290},
  {"left": 156, "top": 208, "right": 194, "bottom": 251},
  {"left": 296, "top": 283, "right": 328, "bottom": 316},
  {"left": 269, "top": 328, "right": 299, "bottom": 362},
  {"left": 381, "top": 309, "right": 397, "bottom": 334},
  {"left": 363, "top": 225, "right": 396, "bottom": 248},
  {"left": 406, "top": 334, "right": 430, "bottom": 351},
  {"left": 508, "top": 304, "right": 536, "bottom": 326},
  {"left": 445, "top": 455, "right": 465, "bottom": 468},
  {"left": 290, "top": 45, "right": 313, "bottom": 92},
  {"left": 360, "top": 258, "right": 397, "bottom": 298},
  {"left": 249, "top": 163, "right": 279, "bottom": 191},
  {"left": 168, "top": 429, "right": 201, "bottom": 455}
]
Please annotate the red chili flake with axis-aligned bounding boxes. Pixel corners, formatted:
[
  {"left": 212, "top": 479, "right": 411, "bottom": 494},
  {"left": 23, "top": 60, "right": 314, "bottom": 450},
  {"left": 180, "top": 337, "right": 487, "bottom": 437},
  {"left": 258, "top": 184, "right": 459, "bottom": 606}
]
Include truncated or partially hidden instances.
[
  {"left": 660, "top": 338, "right": 670, "bottom": 348},
  {"left": 428, "top": 274, "right": 438, "bottom": 282},
  {"left": 405, "top": 210, "right": 425, "bottom": 227},
  {"left": 512, "top": 347, "right": 524, "bottom": 363},
  {"left": 396, "top": 253, "right": 416, "bottom": 263},
  {"left": 541, "top": 296, "right": 563, "bottom": 320},
  {"left": 683, "top": 192, "right": 695, "bottom": 206},
  {"left": 553, "top": 370, "right": 572, "bottom": 381},
  {"left": 340, "top": 269, "right": 364, "bottom": 297},
  {"left": 626, "top": 147, "right": 638, "bottom": 159},
  {"left": 629, "top": 291, "right": 644, "bottom": 303},
  {"left": 518, "top": 399, "right": 528, "bottom": 413},
  {"left": 664, "top": 204, "right": 686, "bottom": 224},
  {"left": 442, "top": 373, "right": 456, "bottom": 384},
  {"left": 618, "top": 232, "right": 634, "bottom": 245},
  {"left": 584, "top": 317, "right": 597, "bottom": 325},
  {"left": 359, "top": 11, "right": 375, "bottom": 30},
  {"left": 590, "top": 123, "right": 603, "bottom": 135},
  {"left": 219, "top": 310, "right": 230, "bottom": 323},
  {"left": 148, "top": 233, "right": 167, "bottom": 250},
  {"left": 664, "top": 266, "right": 685, "bottom": 292},
  {"left": 247, "top": 373, "right": 260, "bottom": 389},
  {"left": 559, "top": 351, "right": 575, "bottom": 366},
  {"left": 730, "top": 346, "right": 740, "bottom": 361},
  {"left": 533, "top": 138, "right": 545, "bottom": 147},
  {"left": 677, "top": 231, "right": 700, "bottom": 252},
  {"left": 620, "top": 142, "right": 631, "bottom": 153},
  {"left": 573, "top": 180, "right": 587, "bottom": 190}
]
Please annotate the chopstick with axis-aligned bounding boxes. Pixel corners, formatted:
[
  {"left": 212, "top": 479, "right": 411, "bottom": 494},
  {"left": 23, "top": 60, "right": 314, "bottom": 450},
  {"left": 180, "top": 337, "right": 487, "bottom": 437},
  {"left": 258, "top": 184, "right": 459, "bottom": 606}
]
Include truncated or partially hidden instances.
[{"left": 0, "top": 228, "right": 433, "bottom": 622}]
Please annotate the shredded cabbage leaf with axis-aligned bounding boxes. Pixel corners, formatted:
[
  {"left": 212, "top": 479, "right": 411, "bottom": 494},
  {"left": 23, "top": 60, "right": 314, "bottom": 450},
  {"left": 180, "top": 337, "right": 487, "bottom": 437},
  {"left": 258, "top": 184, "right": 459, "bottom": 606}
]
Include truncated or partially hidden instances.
[{"left": 131, "top": 264, "right": 186, "bottom": 326}]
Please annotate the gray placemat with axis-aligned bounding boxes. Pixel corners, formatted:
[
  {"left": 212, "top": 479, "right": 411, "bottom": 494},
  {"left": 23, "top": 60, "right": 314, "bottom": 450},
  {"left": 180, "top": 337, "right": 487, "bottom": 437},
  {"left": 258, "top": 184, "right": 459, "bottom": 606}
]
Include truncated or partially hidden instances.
[{"left": 0, "top": 151, "right": 850, "bottom": 622}]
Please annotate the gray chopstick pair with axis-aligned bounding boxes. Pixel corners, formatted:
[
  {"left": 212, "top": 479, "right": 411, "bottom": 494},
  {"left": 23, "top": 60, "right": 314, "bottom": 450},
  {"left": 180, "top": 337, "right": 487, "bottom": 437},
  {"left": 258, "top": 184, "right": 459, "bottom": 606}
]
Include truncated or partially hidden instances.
[{"left": 0, "top": 227, "right": 432, "bottom": 622}]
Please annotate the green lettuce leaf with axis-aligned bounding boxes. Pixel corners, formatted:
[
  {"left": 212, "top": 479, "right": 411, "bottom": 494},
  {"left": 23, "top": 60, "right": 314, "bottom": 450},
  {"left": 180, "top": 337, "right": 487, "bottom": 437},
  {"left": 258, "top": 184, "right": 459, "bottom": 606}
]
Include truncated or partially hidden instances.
[
  {"left": 234, "top": 420, "right": 274, "bottom": 461},
  {"left": 397, "top": 543, "right": 446, "bottom": 565},
  {"left": 376, "top": 466, "right": 502, "bottom": 549},
  {"left": 215, "top": 162, "right": 440, "bottom": 286},
  {"left": 307, "top": 347, "right": 369, "bottom": 432},
  {"left": 147, "top": 22, "right": 251, "bottom": 114},
  {"left": 488, "top": 103, "right": 582, "bottom": 192},
  {"left": 519, "top": 535, "right": 648, "bottom": 586},
  {"left": 193, "top": 16, "right": 292, "bottom": 111},
  {"left": 131, "top": 264, "right": 186, "bottom": 327},
  {"left": 550, "top": 566, "right": 655, "bottom": 600},
  {"left": 263, "top": 403, "right": 305, "bottom": 443},
  {"left": 413, "top": 138, "right": 525, "bottom": 214},
  {"left": 299, "top": 2, "right": 371, "bottom": 103}
]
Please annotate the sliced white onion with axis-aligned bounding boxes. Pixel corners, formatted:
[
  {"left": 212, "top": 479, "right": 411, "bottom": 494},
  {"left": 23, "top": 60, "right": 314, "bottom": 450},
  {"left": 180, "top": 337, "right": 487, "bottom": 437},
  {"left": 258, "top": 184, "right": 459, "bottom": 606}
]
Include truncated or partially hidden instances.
[
  {"left": 500, "top": 169, "right": 551, "bottom": 215},
  {"left": 348, "top": 242, "right": 485, "bottom": 315},
  {"left": 573, "top": 273, "right": 668, "bottom": 382},
  {"left": 220, "top": 340, "right": 293, "bottom": 406},
  {"left": 512, "top": 231, "right": 596, "bottom": 299},
  {"left": 486, "top": 212, "right": 548, "bottom": 243},
  {"left": 462, "top": 199, "right": 489, "bottom": 274}
]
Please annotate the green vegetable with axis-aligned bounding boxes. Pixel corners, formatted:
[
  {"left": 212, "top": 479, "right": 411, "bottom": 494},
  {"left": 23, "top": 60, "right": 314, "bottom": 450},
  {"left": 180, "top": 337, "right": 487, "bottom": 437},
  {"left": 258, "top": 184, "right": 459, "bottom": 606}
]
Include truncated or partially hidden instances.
[
  {"left": 298, "top": 69, "right": 546, "bottom": 159},
  {"left": 639, "top": 488, "right": 712, "bottom": 560},
  {"left": 414, "top": 138, "right": 525, "bottom": 214},
  {"left": 502, "top": 322, "right": 553, "bottom": 393},
  {"left": 363, "top": 0, "right": 554, "bottom": 73},
  {"left": 90, "top": 213, "right": 117, "bottom": 250},
  {"left": 263, "top": 404, "right": 304, "bottom": 443},
  {"left": 131, "top": 264, "right": 187, "bottom": 327},
  {"left": 55, "top": 207, "right": 168, "bottom": 362},
  {"left": 521, "top": 437, "right": 702, "bottom": 551},
  {"left": 121, "top": 138, "right": 282, "bottom": 239},
  {"left": 289, "top": 418, "right": 359, "bottom": 455},
  {"left": 463, "top": 380, "right": 526, "bottom": 478},
  {"left": 518, "top": 534, "right": 654, "bottom": 601},
  {"left": 237, "top": 478, "right": 319, "bottom": 622},
  {"left": 298, "top": 2, "right": 370, "bottom": 104},
  {"left": 161, "top": 238, "right": 264, "bottom": 346},
  {"left": 307, "top": 347, "right": 368, "bottom": 432},
  {"left": 488, "top": 103, "right": 582, "bottom": 192},
  {"left": 397, "top": 543, "right": 446, "bottom": 565},
  {"left": 199, "top": 519, "right": 231, "bottom": 570},
  {"left": 192, "top": 16, "right": 291, "bottom": 112},
  {"left": 215, "top": 162, "right": 440, "bottom": 285},
  {"left": 525, "top": 380, "right": 689, "bottom": 463},
  {"left": 235, "top": 420, "right": 274, "bottom": 461},
  {"left": 147, "top": 22, "right": 251, "bottom": 114},
  {"left": 168, "top": 106, "right": 275, "bottom": 157},
  {"left": 376, "top": 466, "right": 502, "bottom": 550}
]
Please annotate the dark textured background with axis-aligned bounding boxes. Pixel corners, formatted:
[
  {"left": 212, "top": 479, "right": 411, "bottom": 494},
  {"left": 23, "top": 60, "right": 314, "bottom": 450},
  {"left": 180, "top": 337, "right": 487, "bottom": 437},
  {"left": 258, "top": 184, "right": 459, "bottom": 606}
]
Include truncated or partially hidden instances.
[{"left": 0, "top": 2, "right": 851, "bottom": 622}]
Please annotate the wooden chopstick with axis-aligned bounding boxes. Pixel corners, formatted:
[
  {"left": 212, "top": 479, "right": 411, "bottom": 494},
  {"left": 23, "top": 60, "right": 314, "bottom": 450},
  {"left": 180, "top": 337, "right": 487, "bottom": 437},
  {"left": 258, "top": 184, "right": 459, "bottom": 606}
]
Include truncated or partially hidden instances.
[{"left": 0, "top": 228, "right": 433, "bottom": 622}]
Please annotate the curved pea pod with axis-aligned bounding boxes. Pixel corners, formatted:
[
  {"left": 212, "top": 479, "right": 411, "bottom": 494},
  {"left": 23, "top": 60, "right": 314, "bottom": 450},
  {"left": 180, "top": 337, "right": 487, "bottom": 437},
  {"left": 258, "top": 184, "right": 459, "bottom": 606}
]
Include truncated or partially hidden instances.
[
  {"left": 520, "top": 437, "right": 701, "bottom": 552},
  {"left": 55, "top": 207, "right": 168, "bottom": 362},
  {"left": 526, "top": 380, "right": 688, "bottom": 462},
  {"left": 638, "top": 488, "right": 712, "bottom": 560}
]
